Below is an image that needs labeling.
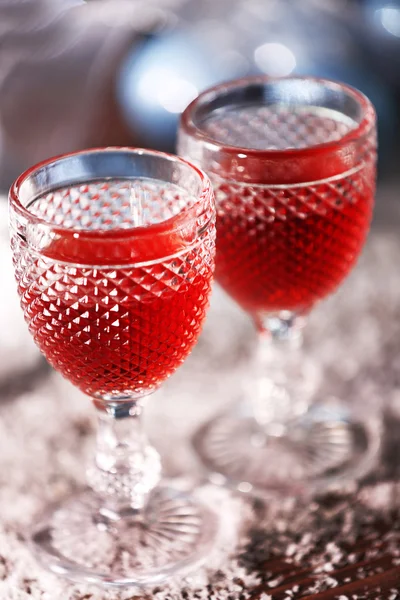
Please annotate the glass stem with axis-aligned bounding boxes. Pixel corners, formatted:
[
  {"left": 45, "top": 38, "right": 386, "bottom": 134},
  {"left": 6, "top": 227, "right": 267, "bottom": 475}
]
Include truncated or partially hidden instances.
[
  {"left": 87, "top": 400, "right": 161, "bottom": 517},
  {"left": 249, "top": 311, "right": 314, "bottom": 437}
]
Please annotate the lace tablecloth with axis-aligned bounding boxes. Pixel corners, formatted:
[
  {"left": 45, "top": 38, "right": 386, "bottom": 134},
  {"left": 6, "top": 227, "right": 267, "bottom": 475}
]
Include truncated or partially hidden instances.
[{"left": 1, "top": 194, "right": 400, "bottom": 599}]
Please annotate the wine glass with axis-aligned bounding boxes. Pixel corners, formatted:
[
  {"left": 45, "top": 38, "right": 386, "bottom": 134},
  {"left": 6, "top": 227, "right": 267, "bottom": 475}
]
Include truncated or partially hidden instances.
[
  {"left": 178, "top": 76, "right": 380, "bottom": 496},
  {"left": 9, "top": 148, "right": 217, "bottom": 587}
]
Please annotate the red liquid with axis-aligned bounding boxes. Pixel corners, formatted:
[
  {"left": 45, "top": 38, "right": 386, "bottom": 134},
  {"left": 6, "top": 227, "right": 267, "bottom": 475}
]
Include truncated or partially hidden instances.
[
  {"left": 214, "top": 166, "right": 375, "bottom": 316},
  {"left": 13, "top": 182, "right": 214, "bottom": 398},
  {"left": 193, "top": 103, "right": 377, "bottom": 317}
]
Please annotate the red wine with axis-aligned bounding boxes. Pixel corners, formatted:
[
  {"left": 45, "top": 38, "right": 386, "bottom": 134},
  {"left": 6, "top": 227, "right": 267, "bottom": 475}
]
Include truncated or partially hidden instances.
[
  {"left": 214, "top": 166, "right": 374, "bottom": 316},
  {"left": 13, "top": 180, "right": 214, "bottom": 398}
]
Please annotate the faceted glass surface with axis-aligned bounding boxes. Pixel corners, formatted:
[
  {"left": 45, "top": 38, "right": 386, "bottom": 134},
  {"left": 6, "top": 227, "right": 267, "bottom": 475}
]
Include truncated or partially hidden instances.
[
  {"left": 214, "top": 167, "right": 375, "bottom": 315},
  {"left": 202, "top": 105, "right": 356, "bottom": 150},
  {"left": 26, "top": 179, "right": 196, "bottom": 230},
  {"left": 204, "top": 106, "right": 376, "bottom": 315},
  {"left": 178, "top": 78, "right": 379, "bottom": 497},
  {"left": 11, "top": 180, "right": 215, "bottom": 399}
]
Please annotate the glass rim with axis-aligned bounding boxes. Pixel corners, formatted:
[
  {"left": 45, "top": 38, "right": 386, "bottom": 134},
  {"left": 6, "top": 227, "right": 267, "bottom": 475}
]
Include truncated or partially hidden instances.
[
  {"left": 180, "top": 75, "right": 375, "bottom": 158},
  {"left": 9, "top": 146, "right": 213, "bottom": 239}
]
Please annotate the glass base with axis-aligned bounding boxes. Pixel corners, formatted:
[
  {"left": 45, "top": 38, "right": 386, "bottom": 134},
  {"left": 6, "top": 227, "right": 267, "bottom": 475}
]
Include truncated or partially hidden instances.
[
  {"left": 31, "top": 486, "right": 218, "bottom": 588},
  {"left": 193, "top": 401, "right": 381, "bottom": 497}
]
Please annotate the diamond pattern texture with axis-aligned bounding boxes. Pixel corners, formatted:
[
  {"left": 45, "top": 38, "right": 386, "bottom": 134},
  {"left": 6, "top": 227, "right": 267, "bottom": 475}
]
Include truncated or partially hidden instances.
[
  {"left": 213, "top": 163, "right": 375, "bottom": 314},
  {"left": 203, "top": 106, "right": 356, "bottom": 150},
  {"left": 11, "top": 181, "right": 215, "bottom": 398},
  {"left": 198, "top": 102, "right": 377, "bottom": 314},
  {"left": 28, "top": 179, "right": 195, "bottom": 230}
]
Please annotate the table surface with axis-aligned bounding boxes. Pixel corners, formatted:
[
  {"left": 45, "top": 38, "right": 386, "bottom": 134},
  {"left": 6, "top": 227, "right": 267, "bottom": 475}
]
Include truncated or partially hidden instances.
[{"left": 1, "top": 190, "right": 400, "bottom": 600}]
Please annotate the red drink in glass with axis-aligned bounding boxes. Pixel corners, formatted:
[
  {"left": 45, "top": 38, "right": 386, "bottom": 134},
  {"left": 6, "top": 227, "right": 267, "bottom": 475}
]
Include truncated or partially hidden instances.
[
  {"left": 196, "top": 104, "right": 376, "bottom": 317},
  {"left": 9, "top": 149, "right": 218, "bottom": 586},
  {"left": 215, "top": 168, "right": 374, "bottom": 316},
  {"left": 178, "top": 77, "right": 379, "bottom": 496},
  {"left": 13, "top": 179, "right": 214, "bottom": 398}
]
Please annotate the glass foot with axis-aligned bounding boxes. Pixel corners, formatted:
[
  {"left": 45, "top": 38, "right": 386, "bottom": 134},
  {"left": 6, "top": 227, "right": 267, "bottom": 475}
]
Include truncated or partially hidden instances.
[
  {"left": 193, "top": 401, "right": 381, "bottom": 497},
  {"left": 31, "top": 486, "right": 218, "bottom": 588}
]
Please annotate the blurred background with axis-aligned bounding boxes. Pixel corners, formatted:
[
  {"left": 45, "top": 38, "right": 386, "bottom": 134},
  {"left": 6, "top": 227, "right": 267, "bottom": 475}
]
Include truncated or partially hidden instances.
[
  {"left": 1, "top": 0, "right": 400, "bottom": 191},
  {"left": 1, "top": 0, "right": 400, "bottom": 382}
]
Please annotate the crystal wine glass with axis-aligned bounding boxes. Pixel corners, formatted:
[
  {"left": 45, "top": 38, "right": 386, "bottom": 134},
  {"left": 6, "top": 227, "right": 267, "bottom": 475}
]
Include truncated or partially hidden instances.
[
  {"left": 9, "top": 148, "right": 217, "bottom": 586},
  {"left": 178, "top": 76, "right": 380, "bottom": 496}
]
